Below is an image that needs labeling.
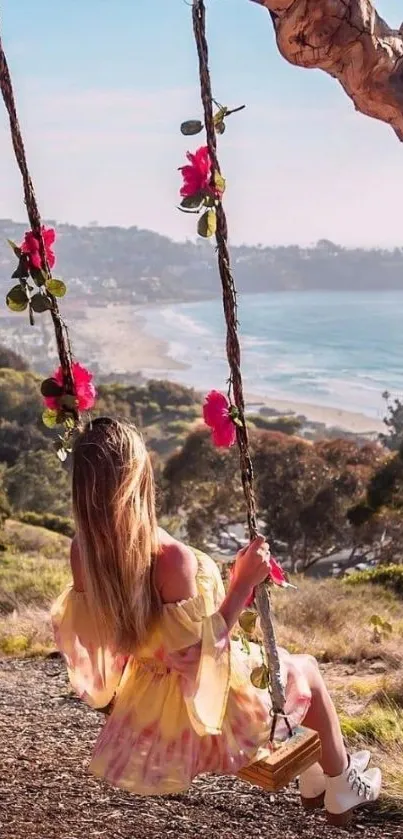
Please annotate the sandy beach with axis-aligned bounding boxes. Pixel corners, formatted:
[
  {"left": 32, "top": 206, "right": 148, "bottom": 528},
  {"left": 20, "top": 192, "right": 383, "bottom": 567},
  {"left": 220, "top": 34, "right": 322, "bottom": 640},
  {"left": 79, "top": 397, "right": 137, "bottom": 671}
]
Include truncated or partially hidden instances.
[
  {"left": 72, "top": 303, "right": 385, "bottom": 436},
  {"left": 70, "top": 303, "right": 185, "bottom": 376},
  {"left": 246, "top": 396, "right": 385, "bottom": 435}
]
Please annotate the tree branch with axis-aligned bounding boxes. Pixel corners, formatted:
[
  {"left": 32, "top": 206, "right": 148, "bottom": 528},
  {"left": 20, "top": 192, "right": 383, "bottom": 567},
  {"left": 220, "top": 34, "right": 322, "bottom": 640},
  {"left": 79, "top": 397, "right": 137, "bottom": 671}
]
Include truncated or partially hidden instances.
[{"left": 251, "top": 1, "right": 403, "bottom": 140}]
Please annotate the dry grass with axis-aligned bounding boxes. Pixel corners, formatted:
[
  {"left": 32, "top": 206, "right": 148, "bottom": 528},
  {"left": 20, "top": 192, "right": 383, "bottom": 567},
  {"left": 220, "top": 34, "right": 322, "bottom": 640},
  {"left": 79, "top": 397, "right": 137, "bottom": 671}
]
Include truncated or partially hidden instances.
[
  {"left": 339, "top": 701, "right": 403, "bottom": 813},
  {"left": 3, "top": 518, "right": 70, "bottom": 560},
  {"left": 0, "top": 551, "right": 70, "bottom": 614},
  {"left": 341, "top": 702, "right": 403, "bottom": 744},
  {"left": 0, "top": 607, "right": 54, "bottom": 656},
  {"left": 0, "top": 522, "right": 70, "bottom": 655},
  {"left": 348, "top": 677, "right": 385, "bottom": 697},
  {"left": 372, "top": 673, "right": 403, "bottom": 708},
  {"left": 274, "top": 576, "right": 403, "bottom": 665}
]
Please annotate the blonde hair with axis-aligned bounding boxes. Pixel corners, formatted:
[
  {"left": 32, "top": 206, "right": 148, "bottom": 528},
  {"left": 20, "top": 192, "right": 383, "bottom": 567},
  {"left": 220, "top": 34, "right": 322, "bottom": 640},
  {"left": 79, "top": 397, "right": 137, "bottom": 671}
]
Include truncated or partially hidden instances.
[{"left": 72, "top": 417, "right": 160, "bottom": 653}]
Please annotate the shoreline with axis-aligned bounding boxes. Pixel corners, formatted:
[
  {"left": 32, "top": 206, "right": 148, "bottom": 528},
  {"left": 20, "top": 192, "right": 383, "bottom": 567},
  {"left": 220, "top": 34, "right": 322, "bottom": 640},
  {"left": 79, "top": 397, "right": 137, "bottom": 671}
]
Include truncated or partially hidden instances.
[
  {"left": 75, "top": 303, "right": 386, "bottom": 436},
  {"left": 245, "top": 395, "right": 384, "bottom": 435},
  {"left": 70, "top": 303, "right": 186, "bottom": 376}
]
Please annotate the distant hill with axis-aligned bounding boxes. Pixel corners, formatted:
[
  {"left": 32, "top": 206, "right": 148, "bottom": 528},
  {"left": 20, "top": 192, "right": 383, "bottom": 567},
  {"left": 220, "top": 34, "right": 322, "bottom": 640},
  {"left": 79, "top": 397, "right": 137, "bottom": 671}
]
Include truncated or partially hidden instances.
[{"left": 0, "top": 220, "right": 403, "bottom": 306}]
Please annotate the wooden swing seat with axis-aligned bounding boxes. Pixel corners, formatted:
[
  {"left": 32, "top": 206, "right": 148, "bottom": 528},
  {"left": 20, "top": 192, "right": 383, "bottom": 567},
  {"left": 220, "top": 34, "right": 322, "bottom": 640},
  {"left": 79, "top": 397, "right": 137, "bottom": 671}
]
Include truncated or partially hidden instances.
[{"left": 237, "top": 726, "right": 321, "bottom": 792}]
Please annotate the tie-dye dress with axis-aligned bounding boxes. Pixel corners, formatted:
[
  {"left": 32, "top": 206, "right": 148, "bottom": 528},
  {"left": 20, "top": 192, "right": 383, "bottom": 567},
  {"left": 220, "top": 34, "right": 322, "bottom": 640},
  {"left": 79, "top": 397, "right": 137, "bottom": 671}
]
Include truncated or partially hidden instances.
[{"left": 51, "top": 548, "right": 311, "bottom": 796}]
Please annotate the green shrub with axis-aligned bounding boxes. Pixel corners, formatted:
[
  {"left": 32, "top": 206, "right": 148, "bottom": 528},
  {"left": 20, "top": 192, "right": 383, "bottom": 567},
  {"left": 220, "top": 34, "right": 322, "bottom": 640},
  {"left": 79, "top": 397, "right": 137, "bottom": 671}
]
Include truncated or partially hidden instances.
[
  {"left": 18, "top": 512, "right": 74, "bottom": 538},
  {"left": 166, "top": 420, "right": 191, "bottom": 435},
  {"left": 248, "top": 414, "right": 302, "bottom": 435},
  {"left": 176, "top": 404, "right": 199, "bottom": 419},
  {"left": 5, "top": 450, "right": 71, "bottom": 516},
  {"left": 345, "top": 565, "right": 403, "bottom": 597},
  {"left": 0, "top": 344, "right": 29, "bottom": 372}
]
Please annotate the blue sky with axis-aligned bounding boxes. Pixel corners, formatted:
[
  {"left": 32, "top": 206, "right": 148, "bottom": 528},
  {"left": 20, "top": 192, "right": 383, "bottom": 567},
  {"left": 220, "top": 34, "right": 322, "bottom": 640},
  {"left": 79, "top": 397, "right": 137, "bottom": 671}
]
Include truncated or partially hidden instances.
[{"left": 0, "top": 0, "right": 401, "bottom": 246}]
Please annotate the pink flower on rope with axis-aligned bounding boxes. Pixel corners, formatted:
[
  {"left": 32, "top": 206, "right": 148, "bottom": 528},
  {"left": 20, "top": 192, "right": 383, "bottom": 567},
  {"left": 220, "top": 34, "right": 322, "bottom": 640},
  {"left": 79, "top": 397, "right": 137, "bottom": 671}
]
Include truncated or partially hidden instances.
[
  {"left": 44, "top": 362, "right": 96, "bottom": 412},
  {"left": 203, "top": 390, "right": 237, "bottom": 448},
  {"left": 268, "top": 556, "right": 288, "bottom": 588},
  {"left": 21, "top": 226, "right": 56, "bottom": 270},
  {"left": 180, "top": 145, "right": 224, "bottom": 202},
  {"left": 180, "top": 146, "right": 212, "bottom": 198}
]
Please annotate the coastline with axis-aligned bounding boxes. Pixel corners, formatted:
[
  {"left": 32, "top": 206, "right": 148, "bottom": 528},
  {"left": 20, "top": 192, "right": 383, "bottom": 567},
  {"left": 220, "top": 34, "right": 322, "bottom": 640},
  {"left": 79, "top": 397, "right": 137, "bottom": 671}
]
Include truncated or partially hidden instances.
[
  {"left": 75, "top": 303, "right": 385, "bottom": 436},
  {"left": 245, "top": 395, "right": 384, "bottom": 435},
  {"left": 71, "top": 303, "right": 186, "bottom": 376}
]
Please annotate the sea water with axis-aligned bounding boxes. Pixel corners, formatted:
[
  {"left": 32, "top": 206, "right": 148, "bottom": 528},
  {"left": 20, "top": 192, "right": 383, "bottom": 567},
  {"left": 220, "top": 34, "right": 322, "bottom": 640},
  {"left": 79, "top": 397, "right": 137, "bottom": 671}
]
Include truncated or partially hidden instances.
[{"left": 141, "top": 291, "right": 403, "bottom": 420}]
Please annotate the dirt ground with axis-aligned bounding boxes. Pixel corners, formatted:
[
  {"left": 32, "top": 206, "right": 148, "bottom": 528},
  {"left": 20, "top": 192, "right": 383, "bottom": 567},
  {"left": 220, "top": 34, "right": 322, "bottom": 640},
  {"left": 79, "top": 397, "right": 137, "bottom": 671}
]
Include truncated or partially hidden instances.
[{"left": 0, "top": 657, "right": 401, "bottom": 839}]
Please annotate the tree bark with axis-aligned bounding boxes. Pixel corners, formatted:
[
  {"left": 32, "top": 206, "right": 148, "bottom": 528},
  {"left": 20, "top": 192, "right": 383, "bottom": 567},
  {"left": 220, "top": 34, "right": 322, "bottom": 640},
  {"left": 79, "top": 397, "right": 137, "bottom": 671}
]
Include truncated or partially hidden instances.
[{"left": 251, "top": 1, "right": 403, "bottom": 140}]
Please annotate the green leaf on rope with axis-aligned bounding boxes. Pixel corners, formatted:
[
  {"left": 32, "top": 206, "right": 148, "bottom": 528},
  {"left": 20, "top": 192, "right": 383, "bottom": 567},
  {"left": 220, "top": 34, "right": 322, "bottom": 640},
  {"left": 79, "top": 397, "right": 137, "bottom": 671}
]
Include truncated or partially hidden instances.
[
  {"left": 214, "top": 172, "right": 226, "bottom": 195},
  {"left": 214, "top": 107, "right": 227, "bottom": 124},
  {"left": 42, "top": 408, "right": 59, "bottom": 429},
  {"left": 180, "top": 120, "right": 203, "bottom": 136},
  {"left": 179, "top": 192, "right": 205, "bottom": 212},
  {"left": 239, "top": 609, "right": 258, "bottom": 636},
  {"left": 12, "top": 258, "right": 29, "bottom": 280},
  {"left": 250, "top": 665, "right": 269, "bottom": 690},
  {"left": 6, "top": 284, "right": 28, "bottom": 312},
  {"left": 229, "top": 405, "right": 243, "bottom": 428},
  {"left": 7, "top": 239, "right": 22, "bottom": 259},
  {"left": 30, "top": 266, "right": 48, "bottom": 287},
  {"left": 46, "top": 278, "right": 67, "bottom": 298},
  {"left": 30, "top": 292, "right": 52, "bottom": 313},
  {"left": 213, "top": 108, "right": 227, "bottom": 135},
  {"left": 41, "top": 378, "right": 64, "bottom": 398},
  {"left": 197, "top": 208, "right": 217, "bottom": 238}
]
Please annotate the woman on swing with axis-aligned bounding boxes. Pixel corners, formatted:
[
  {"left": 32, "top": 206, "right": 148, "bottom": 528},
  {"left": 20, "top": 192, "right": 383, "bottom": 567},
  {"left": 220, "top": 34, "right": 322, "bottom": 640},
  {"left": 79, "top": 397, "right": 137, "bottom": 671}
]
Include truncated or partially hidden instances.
[{"left": 52, "top": 416, "right": 381, "bottom": 826}]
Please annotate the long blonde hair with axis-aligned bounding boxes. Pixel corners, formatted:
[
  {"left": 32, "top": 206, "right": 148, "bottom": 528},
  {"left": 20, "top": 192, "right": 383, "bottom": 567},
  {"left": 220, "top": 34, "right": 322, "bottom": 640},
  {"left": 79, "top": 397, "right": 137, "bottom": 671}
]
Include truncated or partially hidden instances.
[{"left": 72, "top": 417, "right": 160, "bottom": 652}]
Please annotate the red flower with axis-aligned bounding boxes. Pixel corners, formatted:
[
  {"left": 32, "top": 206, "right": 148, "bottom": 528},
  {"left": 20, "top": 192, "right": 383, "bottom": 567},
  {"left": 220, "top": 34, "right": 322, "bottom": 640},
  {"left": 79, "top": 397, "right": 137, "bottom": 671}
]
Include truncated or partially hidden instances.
[
  {"left": 21, "top": 226, "right": 56, "bottom": 271},
  {"left": 269, "top": 556, "right": 288, "bottom": 587},
  {"left": 44, "top": 362, "right": 96, "bottom": 412},
  {"left": 203, "top": 390, "right": 236, "bottom": 448},
  {"left": 180, "top": 146, "right": 212, "bottom": 198}
]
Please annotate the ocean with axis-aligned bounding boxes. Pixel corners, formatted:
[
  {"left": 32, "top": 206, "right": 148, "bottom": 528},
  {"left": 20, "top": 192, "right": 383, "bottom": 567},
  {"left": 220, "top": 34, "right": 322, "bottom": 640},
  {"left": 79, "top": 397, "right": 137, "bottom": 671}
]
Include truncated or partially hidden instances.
[{"left": 141, "top": 292, "right": 403, "bottom": 420}]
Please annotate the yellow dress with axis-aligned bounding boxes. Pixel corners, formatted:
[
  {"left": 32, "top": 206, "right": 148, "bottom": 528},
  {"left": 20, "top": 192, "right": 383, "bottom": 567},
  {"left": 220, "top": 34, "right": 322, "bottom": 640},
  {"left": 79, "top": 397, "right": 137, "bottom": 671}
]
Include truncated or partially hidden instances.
[{"left": 51, "top": 548, "right": 311, "bottom": 796}]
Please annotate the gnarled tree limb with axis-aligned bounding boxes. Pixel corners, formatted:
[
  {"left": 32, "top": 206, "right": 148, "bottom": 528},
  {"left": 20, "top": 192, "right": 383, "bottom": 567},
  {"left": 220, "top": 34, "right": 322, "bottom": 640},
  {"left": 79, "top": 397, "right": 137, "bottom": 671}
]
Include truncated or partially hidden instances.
[{"left": 251, "top": 1, "right": 403, "bottom": 140}]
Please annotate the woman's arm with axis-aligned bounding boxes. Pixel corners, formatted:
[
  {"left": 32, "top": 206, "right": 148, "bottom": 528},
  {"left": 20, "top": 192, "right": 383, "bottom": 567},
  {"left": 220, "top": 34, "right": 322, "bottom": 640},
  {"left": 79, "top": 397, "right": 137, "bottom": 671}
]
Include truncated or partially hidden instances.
[{"left": 156, "top": 536, "right": 271, "bottom": 632}]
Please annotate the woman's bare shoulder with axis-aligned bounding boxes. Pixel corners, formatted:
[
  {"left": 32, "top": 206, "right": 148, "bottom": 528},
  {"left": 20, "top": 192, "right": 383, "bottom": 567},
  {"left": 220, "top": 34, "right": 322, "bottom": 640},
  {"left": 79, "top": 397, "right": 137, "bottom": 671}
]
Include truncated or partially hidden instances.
[{"left": 155, "top": 531, "right": 198, "bottom": 604}]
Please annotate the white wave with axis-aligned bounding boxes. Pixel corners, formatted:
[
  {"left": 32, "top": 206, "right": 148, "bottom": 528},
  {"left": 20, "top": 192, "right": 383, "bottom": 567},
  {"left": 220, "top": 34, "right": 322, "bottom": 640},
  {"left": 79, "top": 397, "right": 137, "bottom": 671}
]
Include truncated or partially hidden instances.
[{"left": 158, "top": 307, "right": 213, "bottom": 338}]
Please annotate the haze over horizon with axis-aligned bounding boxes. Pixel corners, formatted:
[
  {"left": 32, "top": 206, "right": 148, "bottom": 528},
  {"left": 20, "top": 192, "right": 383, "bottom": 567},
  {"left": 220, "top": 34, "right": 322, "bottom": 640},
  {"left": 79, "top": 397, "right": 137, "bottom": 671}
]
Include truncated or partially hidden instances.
[{"left": 0, "top": 0, "right": 401, "bottom": 249}]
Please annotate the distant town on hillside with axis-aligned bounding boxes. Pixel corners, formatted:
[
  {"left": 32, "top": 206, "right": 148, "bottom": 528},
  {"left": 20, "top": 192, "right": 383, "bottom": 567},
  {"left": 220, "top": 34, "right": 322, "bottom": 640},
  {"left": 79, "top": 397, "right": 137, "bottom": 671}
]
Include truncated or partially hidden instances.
[{"left": 0, "top": 219, "right": 403, "bottom": 308}]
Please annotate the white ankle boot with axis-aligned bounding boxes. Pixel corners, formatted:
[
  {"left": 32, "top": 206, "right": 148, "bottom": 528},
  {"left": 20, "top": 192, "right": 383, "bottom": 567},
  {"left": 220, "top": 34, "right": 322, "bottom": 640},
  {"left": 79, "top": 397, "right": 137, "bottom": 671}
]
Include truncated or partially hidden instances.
[
  {"left": 325, "top": 763, "right": 382, "bottom": 826},
  {"left": 299, "top": 750, "right": 371, "bottom": 810}
]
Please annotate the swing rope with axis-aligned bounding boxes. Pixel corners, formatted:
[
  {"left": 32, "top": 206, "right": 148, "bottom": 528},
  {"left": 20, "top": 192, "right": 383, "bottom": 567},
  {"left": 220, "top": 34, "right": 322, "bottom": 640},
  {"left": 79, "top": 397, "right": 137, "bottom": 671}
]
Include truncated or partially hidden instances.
[
  {"left": 191, "top": 0, "right": 287, "bottom": 721},
  {"left": 0, "top": 32, "right": 77, "bottom": 411}
]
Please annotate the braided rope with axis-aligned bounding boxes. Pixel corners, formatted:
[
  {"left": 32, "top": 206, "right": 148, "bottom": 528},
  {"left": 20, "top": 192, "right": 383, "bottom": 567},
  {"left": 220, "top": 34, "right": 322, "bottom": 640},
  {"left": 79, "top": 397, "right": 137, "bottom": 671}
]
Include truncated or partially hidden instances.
[
  {"left": 192, "top": 0, "right": 287, "bottom": 717},
  {"left": 0, "top": 30, "right": 76, "bottom": 406}
]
